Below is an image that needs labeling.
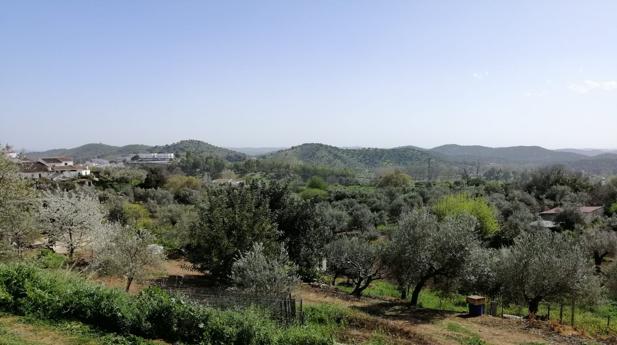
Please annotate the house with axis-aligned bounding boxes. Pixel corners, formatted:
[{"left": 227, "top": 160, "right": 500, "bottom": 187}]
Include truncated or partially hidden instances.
[
  {"left": 539, "top": 206, "right": 603, "bottom": 223},
  {"left": 18, "top": 157, "right": 90, "bottom": 181}
]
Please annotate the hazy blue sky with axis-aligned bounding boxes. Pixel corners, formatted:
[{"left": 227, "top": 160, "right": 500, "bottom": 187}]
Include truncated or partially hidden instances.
[{"left": 2, "top": 1, "right": 617, "bottom": 151}]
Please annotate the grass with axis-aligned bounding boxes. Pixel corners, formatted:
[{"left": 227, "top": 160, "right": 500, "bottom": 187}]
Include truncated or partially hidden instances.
[
  {"left": 334, "top": 279, "right": 467, "bottom": 312},
  {"left": 443, "top": 321, "right": 487, "bottom": 345},
  {"left": 333, "top": 277, "right": 617, "bottom": 337},
  {"left": 0, "top": 313, "right": 161, "bottom": 345}
]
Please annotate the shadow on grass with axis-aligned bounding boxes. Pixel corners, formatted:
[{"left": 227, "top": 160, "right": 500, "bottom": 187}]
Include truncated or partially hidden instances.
[{"left": 353, "top": 300, "right": 463, "bottom": 324}]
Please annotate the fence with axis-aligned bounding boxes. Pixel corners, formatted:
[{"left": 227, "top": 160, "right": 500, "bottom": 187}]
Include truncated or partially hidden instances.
[
  {"left": 150, "top": 276, "right": 305, "bottom": 325},
  {"left": 483, "top": 297, "right": 617, "bottom": 336}
]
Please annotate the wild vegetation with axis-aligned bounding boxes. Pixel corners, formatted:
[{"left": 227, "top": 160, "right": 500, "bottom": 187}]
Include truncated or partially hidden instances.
[{"left": 4, "top": 142, "right": 617, "bottom": 344}]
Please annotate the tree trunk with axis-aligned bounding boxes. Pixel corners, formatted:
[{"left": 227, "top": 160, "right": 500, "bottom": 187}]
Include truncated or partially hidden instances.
[
  {"left": 594, "top": 252, "right": 606, "bottom": 273},
  {"left": 410, "top": 278, "right": 427, "bottom": 306},
  {"left": 125, "top": 276, "right": 134, "bottom": 292},
  {"left": 400, "top": 285, "right": 408, "bottom": 300},
  {"left": 351, "top": 277, "right": 373, "bottom": 297},
  {"left": 331, "top": 273, "right": 338, "bottom": 286}
]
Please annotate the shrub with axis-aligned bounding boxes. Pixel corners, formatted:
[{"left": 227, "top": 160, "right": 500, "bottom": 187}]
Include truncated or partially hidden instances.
[
  {"left": 33, "top": 249, "right": 66, "bottom": 269},
  {"left": 432, "top": 193, "right": 499, "bottom": 237},
  {"left": 0, "top": 264, "right": 332, "bottom": 344}
]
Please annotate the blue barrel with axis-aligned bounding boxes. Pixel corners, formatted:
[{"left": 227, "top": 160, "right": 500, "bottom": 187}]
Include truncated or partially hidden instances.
[{"left": 468, "top": 303, "right": 484, "bottom": 316}]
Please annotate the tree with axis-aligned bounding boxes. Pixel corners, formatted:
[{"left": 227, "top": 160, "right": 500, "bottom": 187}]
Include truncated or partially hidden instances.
[
  {"left": 376, "top": 169, "right": 413, "bottom": 188},
  {"left": 492, "top": 204, "right": 535, "bottom": 247},
  {"left": 0, "top": 156, "right": 37, "bottom": 257},
  {"left": 231, "top": 242, "right": 298, "bottom": 296},
  {"left": 386, "top": 209, "right": 479, "bottom": 306},
  {"left": 277, "top": 199, "right": 333, "bottom": 281},
  {"left": 93, "top": 223, "right": 164, "bottom": 291},
  {"left": 38, "top": 190, "right": 105, "bottom": 260},
  {"left": 459, "top": 247, "right": 501, "bottom": 297},
  {"left": 498, "top": 230, "right": 600, "bottom": 317},
  {"left": 306, "top": 176, "right": 328, "bottom": 190},
  {"left": 173, "top": 152, "right": 225, "bottom": 178},
  {"left": 186, "top": 183, "right": 278, "bottom": 281},
  {"left": 432, "top": 193, "right": 499, "bottom": 237},
  {"left": 582, "top": 229, "right": 617, "bottom": 273},
  {"left": 325, "top": 236, "right": 384, "bottom": 296}
]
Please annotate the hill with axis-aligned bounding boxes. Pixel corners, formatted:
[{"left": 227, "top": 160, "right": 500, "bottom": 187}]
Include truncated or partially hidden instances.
[
  {"left": 228, "top": 147, "right": 287, "bottom": 156},
  {"left": 557, "top": 148, "right": 617, "bottom": 157},
  {"left": 566, "top": 153, "right": 617, "bottom": 175},
  {"left": 430, "top": 144, "right": 585, "bottom": 164},
  {"left": 27, "top": 140, "right": 246, "bottom": 162},
  {"left": 264, "top": 143, "right": 442, "bottom": 172},
  {"left": 150, "top": 140, "right": 246, "bottom": 161},
  {"left": 26, "top": 143, "right": 152, "bottom": 161}
]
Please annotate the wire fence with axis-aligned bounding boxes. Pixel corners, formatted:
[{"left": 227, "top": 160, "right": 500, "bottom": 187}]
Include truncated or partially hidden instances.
[
  {"left": 150, "top": 277, "right": 305, "bottom": 325},
  {"left": 483, "top": 298, "right": 617, "bottom": 336}
]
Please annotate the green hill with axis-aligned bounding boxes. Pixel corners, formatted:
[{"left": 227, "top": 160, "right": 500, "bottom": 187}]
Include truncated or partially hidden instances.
[
  {"left": 26, "top": 143, "right": 152, "bottom": 161},
  {"left": 150, "top": 140, "right": 246, "bottom": 161},
  {"left": 27, "top": 140, "right": 246, "bottom": 162},
  {"left": 265, "top": 143, "right": 438, "bottom": 170},
  {"left": 430, "top": 144, "right": 586, "bottom": 164}
]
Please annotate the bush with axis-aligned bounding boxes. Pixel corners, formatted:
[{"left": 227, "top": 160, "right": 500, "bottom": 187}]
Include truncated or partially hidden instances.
[
  {"left": 33, "top": 249, "right": 66, "bottom": 269},
  {"left": 0, "top": 264, "right": 333, "bottom": 344},
  {"left": 432, "top": 193, "right": 499, "bottom": 237}
]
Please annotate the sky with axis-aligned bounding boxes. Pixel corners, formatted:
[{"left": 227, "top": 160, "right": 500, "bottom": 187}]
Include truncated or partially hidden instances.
[{"left": 1, "top": 0, "right": 617, "bottom": 151}]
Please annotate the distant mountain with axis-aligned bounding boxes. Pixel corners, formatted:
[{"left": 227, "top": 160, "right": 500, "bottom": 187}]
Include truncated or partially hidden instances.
[
  {"left": 27, "top": 140, "right": 246, "bottom": 162},
  {"left": 228, "top": 147, "right": 287, "bottom": 156},
  {"left": 557, "top": 148, "right": 617, "bottom": 157},
  {"left": 264, "top": 143, "right": 437, "bottom": 170},
  {"left": 430, "top": 144, "right": 585, "bottom": 164}
]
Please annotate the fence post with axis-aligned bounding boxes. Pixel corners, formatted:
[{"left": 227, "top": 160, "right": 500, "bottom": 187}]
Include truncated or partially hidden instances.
[
  {"left": 547, "top": 304, "right": 550, "bottom": 320},
  {"left": 559, "top": 304, "right": 563, "bottom": 324},
  {"left": 570, "top": 297, "right": 575, "bottom": 327},
  {"left": 299, "top": 299, "right": 304, "bottom": 325}
]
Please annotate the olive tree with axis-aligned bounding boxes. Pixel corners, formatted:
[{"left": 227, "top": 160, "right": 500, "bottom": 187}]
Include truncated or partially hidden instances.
[
  {"left": 325, "top": 236, "right": 384, "bottom": 296},
  {"left": 498, "top": 230, "right": 600, "bottom": 317},
  {"left": 385, "top": 209, "right": 480, "bottom": 306},
  {"left": 93, "top": 223, "right": 164, "bottom": 291},
  {"left": 38, "top": 190, "right": 105, "bottom": 260},
  {"left": 231, "top": 242, "right": 298, "bottom": 296},
  {"left": 582, "top": 229, "right": 617, "bottom": 273}
]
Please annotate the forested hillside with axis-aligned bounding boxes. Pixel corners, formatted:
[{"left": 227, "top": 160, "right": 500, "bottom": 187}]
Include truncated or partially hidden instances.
[
  {"left": 27, "top": 140, "right": 617, "bottom": 177},
  {"left": 430, "top": 144, "right": 586, "bottom": 164}
]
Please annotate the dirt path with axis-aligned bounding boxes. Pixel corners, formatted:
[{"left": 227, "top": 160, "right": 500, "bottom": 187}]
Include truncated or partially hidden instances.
[{"left": 298, "top": 285, "right": 605, "bottom": 345}]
